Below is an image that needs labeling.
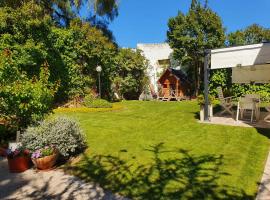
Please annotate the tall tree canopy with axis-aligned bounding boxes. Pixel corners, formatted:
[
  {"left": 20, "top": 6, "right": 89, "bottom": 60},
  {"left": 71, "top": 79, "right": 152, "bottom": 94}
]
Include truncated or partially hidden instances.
[
  {"left": 0, "top": 0, "right": 119, "bottom": 29},
  {"left": 227, "top": 24, "right": 270, "bottom": 46},
  {"left": 167, "top": 0, "right": 225, "bottom": 95}
]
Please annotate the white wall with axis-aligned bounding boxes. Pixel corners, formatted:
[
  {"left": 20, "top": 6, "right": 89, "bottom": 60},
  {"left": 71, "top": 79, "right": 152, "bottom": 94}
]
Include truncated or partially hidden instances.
[{"left": 137, "top": 43, "right": 173, "bottom": 92}]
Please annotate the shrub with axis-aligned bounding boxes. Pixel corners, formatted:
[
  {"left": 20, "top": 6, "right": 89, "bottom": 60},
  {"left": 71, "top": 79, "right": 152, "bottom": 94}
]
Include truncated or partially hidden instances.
[
  {"left": 21, "top": 117, "right": 86, "bottom": 158},
  {"left": 85, "top": 99, "right": 112, "bottom": 108},
  {"left": 197, "top": 94, "right": 216, "bottom": 105},
  {"left": 83, "top": 93, "right": 95, "bottom": 107}
]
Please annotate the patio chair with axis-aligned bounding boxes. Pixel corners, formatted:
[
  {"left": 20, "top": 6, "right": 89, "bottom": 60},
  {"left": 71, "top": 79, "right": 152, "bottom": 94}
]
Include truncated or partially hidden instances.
[
  {"left": 217, "top": 87, "right": 234, "bottom": 116},
  {"left": 264, "top": 106, "right": 270, "bottom": 122},
  {"left": 236, "top": 97, "right": 255, "bottom": 123},
  {"left": 244, "top": 94, "right": 260, "bottom": 121}
]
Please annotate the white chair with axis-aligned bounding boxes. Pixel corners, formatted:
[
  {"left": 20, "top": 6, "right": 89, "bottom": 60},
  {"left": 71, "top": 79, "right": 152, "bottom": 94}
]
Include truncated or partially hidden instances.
[
  {"left": 264, "top": 106, "right": 270, "bottom": 122},
  {"left": 217, "top": 87, "right": 234, "bottom": 116},
  {"left": 244, "top": 94, "right": 260, "bottom": 121},
  {"left": 236, "top": 97, "right": 255, "bottom": 123}
]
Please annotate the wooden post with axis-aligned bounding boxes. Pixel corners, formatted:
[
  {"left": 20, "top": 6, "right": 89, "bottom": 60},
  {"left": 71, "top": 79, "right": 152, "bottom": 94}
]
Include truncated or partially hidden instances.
[
  {"left": 204, "top": 50, "right": 210, "bottom": 121},
  {"left": 16, "top": 131, "right": 20, "bottom": 143}
]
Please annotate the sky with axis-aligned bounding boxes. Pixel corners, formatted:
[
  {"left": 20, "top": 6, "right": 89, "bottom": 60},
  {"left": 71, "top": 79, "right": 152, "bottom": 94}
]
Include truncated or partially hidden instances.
[{"left": 107, "top": 0, "right": 270, "bottom": 48}]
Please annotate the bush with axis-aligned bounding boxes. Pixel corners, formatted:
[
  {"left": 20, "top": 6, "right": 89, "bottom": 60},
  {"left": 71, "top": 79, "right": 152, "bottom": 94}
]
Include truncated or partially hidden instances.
[
  {"left": 197, "top": 94, "right": 216, "bottom": 105},
  {"left": 21, "top": 117, "right": 86, "bottom": 158},
  {"left": 83, "top": 93, "right": 95, "bottom": 107},
  {"left": 84, "top": 98, "right": 112, "bottom": 108}
]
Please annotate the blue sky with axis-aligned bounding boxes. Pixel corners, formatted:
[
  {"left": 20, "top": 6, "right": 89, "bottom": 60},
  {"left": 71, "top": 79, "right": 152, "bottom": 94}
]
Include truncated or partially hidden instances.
[{"left": 107, "top": 0, "right": 270, "bottom": 48}]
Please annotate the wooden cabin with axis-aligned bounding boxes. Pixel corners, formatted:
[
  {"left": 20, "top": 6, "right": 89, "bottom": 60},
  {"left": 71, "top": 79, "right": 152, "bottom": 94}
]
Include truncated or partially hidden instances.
[{"left": 157, "top": 68, "right": 191, "bottom": 101}]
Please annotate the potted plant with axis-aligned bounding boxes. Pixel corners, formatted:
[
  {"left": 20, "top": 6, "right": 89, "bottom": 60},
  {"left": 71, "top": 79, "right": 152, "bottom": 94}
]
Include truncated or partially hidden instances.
[
  {"left": 197, "top": 94, "right": 215, "bottom": 122},
  {"left": 6, "top": 147, "right": 31, "bottom": 173},
  {"left": 31, "top": 146, "right": 58, "bottom": 170}
]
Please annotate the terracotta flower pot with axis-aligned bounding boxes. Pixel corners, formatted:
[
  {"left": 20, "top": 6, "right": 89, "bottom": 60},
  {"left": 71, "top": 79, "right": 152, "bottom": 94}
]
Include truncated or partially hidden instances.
[
  {"left": 32, "top": 152, "right": 58, "bottom": 170},
  {"left": 8, "top": 156, "right": 31, "bottom": 173}
]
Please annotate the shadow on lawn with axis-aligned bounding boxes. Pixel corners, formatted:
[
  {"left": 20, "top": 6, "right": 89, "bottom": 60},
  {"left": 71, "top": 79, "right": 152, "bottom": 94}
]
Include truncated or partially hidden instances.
[{"left": 65, "top": 143, "right": 254, "bottom": 200}]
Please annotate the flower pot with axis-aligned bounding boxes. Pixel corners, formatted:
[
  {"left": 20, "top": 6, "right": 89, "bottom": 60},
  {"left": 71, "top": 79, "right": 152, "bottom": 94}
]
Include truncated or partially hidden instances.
[
  {"left": 32, "top": 152, "right": 58, "bottom": 170},
  {"left": 8, "top": 156, "right": 31, "bottom": 173}
]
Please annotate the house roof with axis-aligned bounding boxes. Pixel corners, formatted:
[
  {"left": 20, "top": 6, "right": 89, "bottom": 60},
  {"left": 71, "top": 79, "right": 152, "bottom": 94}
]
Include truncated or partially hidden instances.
[{"left": 158, "top": 68, "right": 191, "bottom": 84}]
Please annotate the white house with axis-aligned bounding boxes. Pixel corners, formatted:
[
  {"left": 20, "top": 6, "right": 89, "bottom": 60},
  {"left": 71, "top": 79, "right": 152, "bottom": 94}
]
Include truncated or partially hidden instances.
[{"left": 137, "top": 43, "right": 173, "bottom": 92}]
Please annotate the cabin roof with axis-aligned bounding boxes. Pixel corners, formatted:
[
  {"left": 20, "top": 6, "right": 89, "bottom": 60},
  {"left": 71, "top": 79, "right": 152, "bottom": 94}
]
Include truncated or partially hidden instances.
[{"left": 158, "top": 68, "right": 191, "bottom": 84}]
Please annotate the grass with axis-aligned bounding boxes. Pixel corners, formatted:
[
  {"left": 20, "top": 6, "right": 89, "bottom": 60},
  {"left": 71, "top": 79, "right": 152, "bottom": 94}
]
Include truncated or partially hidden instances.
[{"left": 57, "top": 101, "right": 270, "bottom": 199}]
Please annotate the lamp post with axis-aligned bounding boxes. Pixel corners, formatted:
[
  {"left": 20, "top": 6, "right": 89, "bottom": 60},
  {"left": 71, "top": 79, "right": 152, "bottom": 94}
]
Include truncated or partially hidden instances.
[{"left": 96, "top": 65, "right": 102, "bottom": 98}]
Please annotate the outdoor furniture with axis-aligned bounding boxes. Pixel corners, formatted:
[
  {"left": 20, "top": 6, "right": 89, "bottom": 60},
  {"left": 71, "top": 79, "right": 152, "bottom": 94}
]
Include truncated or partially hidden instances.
[
  {"left": 217, "top": 87, "right": 234, "bottom": 116},
  {"left": 236, "top": 97, "right": 257, "bottom": 123},
  {"left": 244, "top": 94, "right": 260, "bottom": 121},
  {"left": 264, "top": 106, "right": 270, "bottom": 122}
]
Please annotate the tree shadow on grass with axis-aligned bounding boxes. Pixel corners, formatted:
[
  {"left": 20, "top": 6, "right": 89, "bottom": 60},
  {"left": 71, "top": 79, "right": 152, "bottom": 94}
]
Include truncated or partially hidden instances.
[{"left": 65, "top": 143, "right": 254, "bottom": 200}]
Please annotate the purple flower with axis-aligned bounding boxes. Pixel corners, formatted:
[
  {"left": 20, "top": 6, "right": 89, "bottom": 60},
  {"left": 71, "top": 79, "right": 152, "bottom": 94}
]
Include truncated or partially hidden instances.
[
  {"left": 6, "top": 149, "right": 12, "bottom": 155},
  {"left": 31, "top": 150, "right": 42, "bottom": 159}
]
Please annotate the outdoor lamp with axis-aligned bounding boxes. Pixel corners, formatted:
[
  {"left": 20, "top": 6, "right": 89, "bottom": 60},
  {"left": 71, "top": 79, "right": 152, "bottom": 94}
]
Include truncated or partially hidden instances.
[
  {"left": 96, "top": 65, "right": 102, "bottom": 97},
  {"left": 96, "top": 65, "right": 102, "bottom": 73}
]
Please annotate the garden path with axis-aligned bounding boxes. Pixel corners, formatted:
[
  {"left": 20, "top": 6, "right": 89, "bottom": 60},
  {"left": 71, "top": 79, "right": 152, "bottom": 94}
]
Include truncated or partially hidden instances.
[
  {"left": 256, "top": 151, "right": 270, "bottom": 200},
  {"left": 0, "top": 157, "right": 128, "bottom": 200}
]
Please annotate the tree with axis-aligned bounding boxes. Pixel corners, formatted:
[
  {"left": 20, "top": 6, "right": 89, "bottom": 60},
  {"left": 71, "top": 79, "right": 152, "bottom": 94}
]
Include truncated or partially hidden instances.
[
  {"left": 167, "top": 0, "right": 225, "bottom": 96},
  {"left": 0, "top": 50, "right": 57, "bottom": 129},
  {"left": 227, "top": 24, "right": 270, "bottom": 46},
  {"left": 0, "top": 0, "right": 119, "bottom": 29},
  {"left": 112, "top": 49, "right": 148, "bottom": 100},
  {"left": 0, "top": 3, "right": 118, "bottom": 102}
]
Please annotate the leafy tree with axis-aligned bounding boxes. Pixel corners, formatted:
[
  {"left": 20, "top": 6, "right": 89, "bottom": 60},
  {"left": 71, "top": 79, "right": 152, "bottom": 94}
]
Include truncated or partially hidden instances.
[
  {"left": 0, "top": 3, "right": 117, "bottom": 102},
  {"left": 112, "top": 49, "right": 148, "bottom": 100},
  {"left": 0, "top": 0, "right": 119, "bottom": 31},
  {"left": 224, "top": 24, "right": 270, "bottom": 102},
  {"left": 167, "top": 0, "right": 225, "bottom": 96},
  {"left": 0, "top": 50, "right": 57, "bottom": 129},
  {"left": 227, "top": 24, "right": 270, "bottom": 46}
]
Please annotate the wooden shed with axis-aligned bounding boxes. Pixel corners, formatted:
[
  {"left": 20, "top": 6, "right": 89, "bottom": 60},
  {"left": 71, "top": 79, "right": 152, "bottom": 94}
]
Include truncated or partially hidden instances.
[{"left": 157, "top": 68, "right": 191, "bottom": 101}]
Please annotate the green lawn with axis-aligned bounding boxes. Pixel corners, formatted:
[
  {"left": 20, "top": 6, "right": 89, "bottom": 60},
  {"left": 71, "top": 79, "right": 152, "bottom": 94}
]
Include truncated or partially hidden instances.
[{"left": 58, "top": 101, "right": 270, "bottom": 199}]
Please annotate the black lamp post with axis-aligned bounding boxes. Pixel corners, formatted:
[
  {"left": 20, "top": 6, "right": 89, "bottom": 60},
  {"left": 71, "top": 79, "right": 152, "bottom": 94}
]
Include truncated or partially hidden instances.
[{"left": 96, "top": 65, "right": 102, "bottom": 98}]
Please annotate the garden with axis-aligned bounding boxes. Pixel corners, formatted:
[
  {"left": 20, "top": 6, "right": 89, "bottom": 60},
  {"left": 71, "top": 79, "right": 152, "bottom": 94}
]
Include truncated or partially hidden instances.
[{"left": 1, "top": 0, "right": 270, "bottom": 199}]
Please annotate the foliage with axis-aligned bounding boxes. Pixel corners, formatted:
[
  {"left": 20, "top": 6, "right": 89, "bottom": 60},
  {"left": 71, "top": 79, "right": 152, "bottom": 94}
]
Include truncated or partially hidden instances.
[
  {"left": 21, "top": 117, "right": 86, "bottom": 157},
  {"left": 85, "top": 99, "right": 112, "bottom": 108},
  {"left": 197, "top": 94, "right": 216, "bottom": 105},
  {"left": 83, "top": 93, "right": 95, "bottom": 106},
  {"left": 209, "top": 69, "right": 232, "bottom": 97},
  {"left": 0, "top": 50, "right": 56, "bottom": 128},
  {"left": 167, "top": 1, "right": 225, "bottom": 95},
  {"left": 0, "top": 3, "right": 117, "bottom": 103},
  {"left": 31, "top": 146, "right": 55, "bottom": 159},
  {"left": 50, "top": 20, "right": 117, "bottom": 100},
  {"left": 112, "top": 48, "right": 148, "bottom": 100},
  {"left": 232, "top": 84, "right": 270, "bottom": 102},
  {"left": 6, "top": 146, "right": 29, "bottom": 159},
  {"left": 0, "top": 0, "right": 119, "bottom": 28},
  {"left": 227, "top": 24, "right": 270, "bottom": 46},
  {"left": 61, "top": 101, "right": 270, "bottom": 198},
  {"left": 214, "top": 24, "right": 270, "bottom": 101},
  {"left": 54, "top": 104, "right": 123, "bottom": 113}
]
